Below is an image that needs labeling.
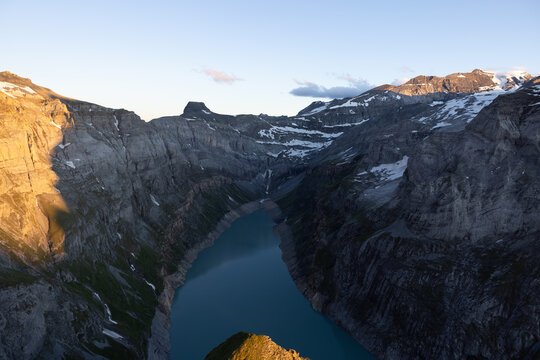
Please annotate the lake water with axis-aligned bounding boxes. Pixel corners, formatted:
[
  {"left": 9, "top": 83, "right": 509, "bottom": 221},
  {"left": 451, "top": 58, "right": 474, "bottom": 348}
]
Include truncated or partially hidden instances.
[{"left": 169, "top": 209, "right": 375, "bottom": 359}]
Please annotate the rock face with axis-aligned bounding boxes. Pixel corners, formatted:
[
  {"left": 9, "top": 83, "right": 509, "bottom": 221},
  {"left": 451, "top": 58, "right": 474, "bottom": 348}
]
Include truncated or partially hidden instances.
[
  {"left": 0, "top": 73, "right": 70, "bottom": 262},
  {"left": 204, "top": 332, "right": 308, "bottom": 360},
  {"left": 0, "top": 70, "right": 538, "bottom": 360}
]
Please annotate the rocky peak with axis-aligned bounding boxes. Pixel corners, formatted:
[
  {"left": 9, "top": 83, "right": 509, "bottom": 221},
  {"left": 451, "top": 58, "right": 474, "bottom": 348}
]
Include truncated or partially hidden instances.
[
  {"left": 182, "top": 101, "right": 212, "bottom": 116},
  {"left": 0, "top": 71, "right": 30, "bottom": 84}
]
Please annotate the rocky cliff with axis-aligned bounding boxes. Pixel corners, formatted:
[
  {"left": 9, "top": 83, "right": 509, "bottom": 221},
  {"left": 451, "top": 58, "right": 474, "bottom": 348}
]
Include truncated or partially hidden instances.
[{"left": 0, "top": 70, "right": 538, "bottom": 359}]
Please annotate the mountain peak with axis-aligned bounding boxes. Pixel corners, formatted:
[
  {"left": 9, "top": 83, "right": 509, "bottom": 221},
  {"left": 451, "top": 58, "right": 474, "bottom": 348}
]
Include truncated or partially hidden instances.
[
  {"left": 0, "top": 71, "right": 68, "bottom": 100},
  {"left": 375, "top": 69, "right": 533, "bottom": 96},
  {"left": 183, "top": 101, "right": 211, "bottom": 115}
]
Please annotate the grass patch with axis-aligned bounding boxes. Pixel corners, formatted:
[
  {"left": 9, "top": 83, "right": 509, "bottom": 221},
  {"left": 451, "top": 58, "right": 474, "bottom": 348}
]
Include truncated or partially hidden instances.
[{"left": 0, "top": 269, "right": 38, "bottom": 288}]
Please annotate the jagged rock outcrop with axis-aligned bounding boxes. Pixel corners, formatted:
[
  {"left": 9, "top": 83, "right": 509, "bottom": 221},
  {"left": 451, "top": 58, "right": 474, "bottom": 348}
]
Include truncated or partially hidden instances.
[{"left": 204, "top": 332, "right": 308, "bottom": 360}]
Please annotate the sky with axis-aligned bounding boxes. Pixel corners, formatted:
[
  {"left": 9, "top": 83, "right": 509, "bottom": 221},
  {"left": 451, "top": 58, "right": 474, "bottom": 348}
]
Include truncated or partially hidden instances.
[{"left": 1, "top": 0, "right": 539, "bottom": 120}]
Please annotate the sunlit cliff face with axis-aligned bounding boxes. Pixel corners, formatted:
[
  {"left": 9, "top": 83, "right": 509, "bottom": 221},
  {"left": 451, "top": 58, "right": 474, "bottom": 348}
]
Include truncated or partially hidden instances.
[{"left": 0, "top": 72, "right": 72, "bottom": 263}]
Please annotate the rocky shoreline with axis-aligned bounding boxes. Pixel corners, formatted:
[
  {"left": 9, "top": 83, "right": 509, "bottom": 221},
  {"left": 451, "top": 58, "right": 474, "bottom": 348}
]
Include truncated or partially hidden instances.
[{"left": 147, "top": 200, "right": 283, "bottom": 360}]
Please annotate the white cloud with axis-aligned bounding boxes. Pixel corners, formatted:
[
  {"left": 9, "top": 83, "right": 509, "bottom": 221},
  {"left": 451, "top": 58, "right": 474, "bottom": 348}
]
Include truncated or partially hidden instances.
[{"left": 290, "top": 75, "right": 374, "bottom": 99}]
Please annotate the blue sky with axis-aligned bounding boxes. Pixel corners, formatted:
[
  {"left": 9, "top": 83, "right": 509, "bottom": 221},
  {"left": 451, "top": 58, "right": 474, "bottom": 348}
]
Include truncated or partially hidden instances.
[{"left": 1, "top": 0, "right": 539, "bottom": 120}]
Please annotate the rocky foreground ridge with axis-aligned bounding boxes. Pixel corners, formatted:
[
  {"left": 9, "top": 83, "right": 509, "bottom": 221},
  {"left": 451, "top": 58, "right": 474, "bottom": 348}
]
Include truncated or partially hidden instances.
[
  {"left": 0, "top": 69, "right": 538, "bottom": 359},
  {"left": 204, "top": 332, "right": 308, "bottom": 360}
]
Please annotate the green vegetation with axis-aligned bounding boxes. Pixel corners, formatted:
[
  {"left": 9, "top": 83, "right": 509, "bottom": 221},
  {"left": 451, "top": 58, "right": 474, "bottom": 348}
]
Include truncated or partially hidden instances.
[
  {"left": 0, "top": 269, "right": 38, "bottom": 288},
  {"left": 64, "top": 259, "right": 157, "bottom": 356},
  {"left": 166, "top": 183, "right": 257, "bottom": 273}
]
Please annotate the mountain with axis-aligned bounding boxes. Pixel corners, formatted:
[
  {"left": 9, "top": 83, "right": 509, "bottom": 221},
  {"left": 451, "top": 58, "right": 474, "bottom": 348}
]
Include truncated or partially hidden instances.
[
  {"left": 276, "top": 76, "right": 540, "bottom": 359},
  {"left": 204, "top": 332, "right": 308, "bottom": 360},
  {"left": 0, "top": 70, "right": 538, "bottom": 359},
  {"left": 375, "top": 69, "right": 532, "bottom": 95}
]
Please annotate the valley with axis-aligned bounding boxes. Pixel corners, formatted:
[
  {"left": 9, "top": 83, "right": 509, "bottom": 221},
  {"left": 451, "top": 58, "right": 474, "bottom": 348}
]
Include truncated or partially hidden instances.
[{"left": 0, "top": 69, "right": 539, "bottom": 359}]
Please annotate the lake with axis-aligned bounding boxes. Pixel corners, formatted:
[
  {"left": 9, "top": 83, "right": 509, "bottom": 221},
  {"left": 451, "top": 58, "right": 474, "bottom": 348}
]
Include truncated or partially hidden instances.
[{"left": 169, "top": 209, "right": 375, "bottom": 359}]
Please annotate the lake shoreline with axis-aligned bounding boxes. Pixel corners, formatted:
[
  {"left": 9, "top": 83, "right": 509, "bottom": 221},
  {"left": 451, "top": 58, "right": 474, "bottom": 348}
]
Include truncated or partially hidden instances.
[{"left": 147, "top": 199, "right": 283, "bottom": 360}]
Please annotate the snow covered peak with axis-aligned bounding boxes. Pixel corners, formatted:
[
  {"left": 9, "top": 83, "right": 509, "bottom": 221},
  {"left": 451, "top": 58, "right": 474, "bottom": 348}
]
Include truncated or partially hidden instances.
[
  {"left": 485, "top": 70, "right": 533, "bottom": 90},
  {"left": 372, "top": 69, "right": 533, "bottom": 96}
]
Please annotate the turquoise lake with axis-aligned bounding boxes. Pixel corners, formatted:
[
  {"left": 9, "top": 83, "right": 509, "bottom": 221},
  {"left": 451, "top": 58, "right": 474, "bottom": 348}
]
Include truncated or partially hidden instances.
[{"left": 169, "top": 209, "right": 375, "bottom": 359}]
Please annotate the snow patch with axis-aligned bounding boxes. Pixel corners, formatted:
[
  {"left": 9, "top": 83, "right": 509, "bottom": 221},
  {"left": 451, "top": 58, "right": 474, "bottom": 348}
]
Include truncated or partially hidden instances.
[
  {"left": 150, "top": 194, "right": 160, "bottom": 206},
  {"left": 102, "top": 329, "right": 123, "bottom": 340},
  {"left": 303, "top": 104, "right": 327, "bottom": 116},
  {"left": 144, "top": 279, "right": 156, "bottom": 291},
  {"left": 329, "top": 99, "right": 358, "bottom": 109},
  {"left": 429, "top": 90, "right": 503, "bottom": 125},
  {"left": 93, "top": 292, "right": 118, "bottom": 324},
  {"left": 323, "top": 119, "right": 369, "bottom": 128},
  {"left": 258, "top": 125, "right": 341, "bottom": 139},
  {"left": 432, "top": 121, "right": 452, "bottom": 129},
  {"left": 0, "top": 82, "right": 36, "bottom": 98},
  {"left": 259, "top": 139, "right": 332, "bottom": 149},
  {"left": 65, "top": 161, "right": 76, "bottom": 169},
  {"left": 362, "top": 156, "right": 409, "bottom": 181}
]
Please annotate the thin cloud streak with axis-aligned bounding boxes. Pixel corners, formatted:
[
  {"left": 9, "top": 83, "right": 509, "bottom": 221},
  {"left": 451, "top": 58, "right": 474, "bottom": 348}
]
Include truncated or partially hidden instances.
[
  {"left": 202, "top": 69, "right": 242, "bottom": 84},
  {"left": 399, "top": 65, "right": 415, "bottom": 73}
]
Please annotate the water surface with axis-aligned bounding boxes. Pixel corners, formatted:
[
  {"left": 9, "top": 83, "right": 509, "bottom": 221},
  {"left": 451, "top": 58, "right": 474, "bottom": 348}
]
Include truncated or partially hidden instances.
[{"left": 170, "top": 210, "right": 374, "bottom": 359}]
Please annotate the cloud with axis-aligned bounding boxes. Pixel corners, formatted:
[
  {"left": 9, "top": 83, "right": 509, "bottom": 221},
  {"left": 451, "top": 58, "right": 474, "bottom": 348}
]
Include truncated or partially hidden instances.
[
  {"left": 399, "top": 65, "right": 415, "bottom": 73},
  {"left": 392, "top": 77, "right": 410, "bottom": 85},
  {"left": 202, "top": 69, "right": 242, "bottom": 84},
  {"left": 290, "top": 75, "right": 373, "bottom": 99}
]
